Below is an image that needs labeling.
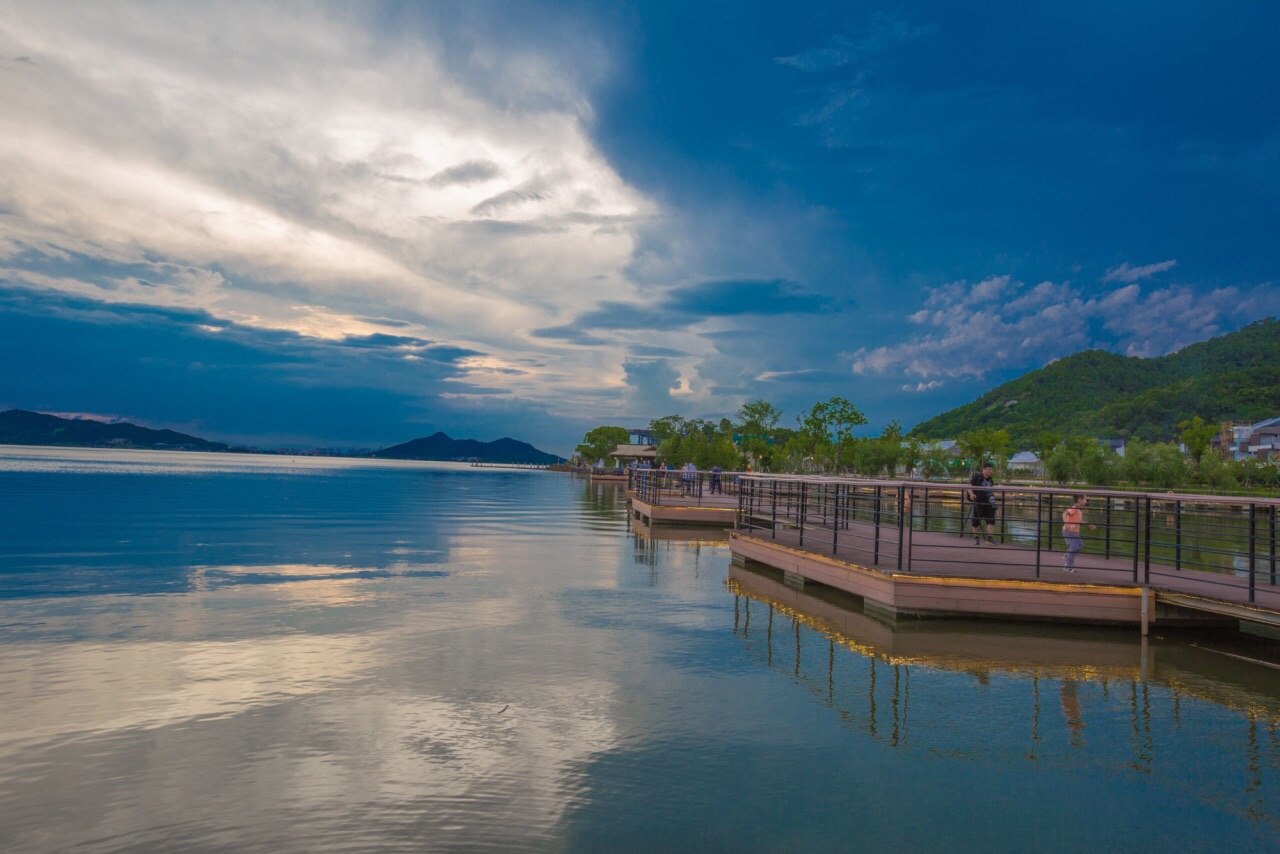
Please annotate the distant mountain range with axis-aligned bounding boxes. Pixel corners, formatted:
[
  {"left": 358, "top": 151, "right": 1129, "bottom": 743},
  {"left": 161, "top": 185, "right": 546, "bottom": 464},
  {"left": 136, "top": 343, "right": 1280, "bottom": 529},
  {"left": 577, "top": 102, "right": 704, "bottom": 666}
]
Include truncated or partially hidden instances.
[
  {"left": 0, "top": 409, "right": 565, "bottom": 463},
  {"left": 372, "top": 432, "right": 564, "bottom": 464},
  {"left": 0, "top": 409, "right": 230, "bottom": 451},
  {"left": 908, "top": 317, "right": 1280, "bottom": 447}
]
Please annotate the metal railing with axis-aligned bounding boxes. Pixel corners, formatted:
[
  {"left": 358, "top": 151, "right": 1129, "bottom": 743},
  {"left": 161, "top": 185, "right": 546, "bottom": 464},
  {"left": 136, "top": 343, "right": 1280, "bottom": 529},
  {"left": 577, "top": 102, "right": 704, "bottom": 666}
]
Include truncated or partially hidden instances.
[
  {"left": 736, "top": 475, "right": 1280, "bottom": 605},
  {"left": 629, "top": 468, "right": 746, "bottom": 506}
]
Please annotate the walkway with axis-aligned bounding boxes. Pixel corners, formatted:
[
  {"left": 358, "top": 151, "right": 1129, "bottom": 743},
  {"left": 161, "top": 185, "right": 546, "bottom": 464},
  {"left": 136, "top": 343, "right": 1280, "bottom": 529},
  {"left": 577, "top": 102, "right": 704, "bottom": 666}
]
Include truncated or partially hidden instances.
[{"left": 733, "top": 476, "right": 1280, "bottom": 628}]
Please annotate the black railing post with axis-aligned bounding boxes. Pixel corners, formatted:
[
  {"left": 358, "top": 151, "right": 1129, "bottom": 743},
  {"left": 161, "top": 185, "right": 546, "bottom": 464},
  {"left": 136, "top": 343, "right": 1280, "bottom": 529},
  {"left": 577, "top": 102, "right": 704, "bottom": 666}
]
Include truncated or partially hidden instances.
[
  {"left": 771, "top": 480, "right": 778, "bottom": 541},
  {"left": 1143, "top": 497, "right": 1152, "bottom": 585},
  {"left": 1035, "top": 491, "right": 1042, "bottom": 579},
  {"left": 739, "top": 478, "right": 748, "bottom": 532},
  {"left": 999, "top": 491, "right": 1007, "bottom": 543},
  {"left": 1105, "top": 497, "right": 1112, "bottom": 559},
  {"left": 1248, "top": 503, "right": 1257, "bottom": 604},
  {"left": 1271, "top": 504, "right": 1277, "bottom": 586},
  {"left": 1047, "top": 493, "right": 1055, "bottom": 553},
  {"left": 874, "top": 485, "right": 883, "bottom": 566},
  {"left": 799, "top": 482, "right": 807, "bottom": 547},
  {"left": 1132, "top": 498, "right": 1140, "bottom": 584},
  {"left": 1175, "top": 499, "right": 1182, "bottom": 571},
  {"left": 896, "top": 484, "right": 906, "bottom": 571},
  {"left": 832, "top": 484, "right": 841, "bottom": 555}
]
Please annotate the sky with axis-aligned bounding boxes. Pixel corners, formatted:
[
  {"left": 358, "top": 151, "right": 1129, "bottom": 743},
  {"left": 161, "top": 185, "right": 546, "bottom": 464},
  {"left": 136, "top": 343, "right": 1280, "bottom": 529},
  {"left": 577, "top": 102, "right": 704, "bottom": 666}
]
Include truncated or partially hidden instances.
[{"left": 1, "top": 1, "right": 1277, "bottom": 454}]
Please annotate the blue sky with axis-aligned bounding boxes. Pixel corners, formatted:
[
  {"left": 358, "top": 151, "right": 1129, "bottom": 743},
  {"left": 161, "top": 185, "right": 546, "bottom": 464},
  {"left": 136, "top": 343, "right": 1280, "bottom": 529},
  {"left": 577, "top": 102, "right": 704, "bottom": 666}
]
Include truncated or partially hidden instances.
[{"left": 1, "top": 1, "right": 1277, "bottom": 454}]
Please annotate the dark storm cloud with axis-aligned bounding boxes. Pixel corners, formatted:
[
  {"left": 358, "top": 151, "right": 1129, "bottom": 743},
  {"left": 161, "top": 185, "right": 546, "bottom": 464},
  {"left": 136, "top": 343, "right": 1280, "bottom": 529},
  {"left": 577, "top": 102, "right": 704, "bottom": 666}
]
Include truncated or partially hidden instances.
[
  {"left": 535, "top": 279, "right": 830, "bottom": 341},
  {"left": 662, "top": 279, "right": 830, "bottom": 317}
]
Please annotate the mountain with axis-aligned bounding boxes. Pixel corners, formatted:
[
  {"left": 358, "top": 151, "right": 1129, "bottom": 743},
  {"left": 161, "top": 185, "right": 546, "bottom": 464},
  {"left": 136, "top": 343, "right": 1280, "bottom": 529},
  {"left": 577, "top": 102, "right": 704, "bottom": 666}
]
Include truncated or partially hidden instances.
[
  {"left": 0, "top": 409, "right": 229, "bottom": 451},
  {"left": 908, "top": 318, "right": 1280, "bottom": 447},
  {"left": 372, "top": 432, "right": 564, "bottom": 464}
]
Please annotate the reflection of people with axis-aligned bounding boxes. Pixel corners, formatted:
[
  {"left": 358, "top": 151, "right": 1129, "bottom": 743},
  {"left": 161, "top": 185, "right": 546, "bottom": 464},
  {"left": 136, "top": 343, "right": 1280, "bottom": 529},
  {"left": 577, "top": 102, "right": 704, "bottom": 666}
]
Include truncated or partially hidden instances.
[
  {"left": 967, "top": 461, "right": 998, "bottom": 545},
  {"left": 1061, "top": 494, "right": 1096, "bottom": 573},
  {"left": 1059, "top": 679, "right": 1085, "bottom": 744}
]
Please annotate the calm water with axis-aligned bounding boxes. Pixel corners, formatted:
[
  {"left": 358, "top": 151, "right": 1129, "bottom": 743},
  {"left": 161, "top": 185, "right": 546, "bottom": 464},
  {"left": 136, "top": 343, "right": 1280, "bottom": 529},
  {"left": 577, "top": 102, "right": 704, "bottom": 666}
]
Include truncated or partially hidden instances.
[{"left": 1, "top": 447, "right": 1279, "bottom": 852}]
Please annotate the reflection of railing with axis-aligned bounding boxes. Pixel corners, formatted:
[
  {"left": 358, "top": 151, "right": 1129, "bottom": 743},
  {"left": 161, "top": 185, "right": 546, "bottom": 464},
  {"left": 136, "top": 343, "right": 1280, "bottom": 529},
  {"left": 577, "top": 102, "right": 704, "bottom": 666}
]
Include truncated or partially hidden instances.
[
  {"left": 736, "top": 475, "right": 1280, "bottom": 606},
  {"left": 726, "top": 563, "right": 1280, "bottom": 830},
  {"left": 629, "top": 469, "right": 745, "bottom": 506}
]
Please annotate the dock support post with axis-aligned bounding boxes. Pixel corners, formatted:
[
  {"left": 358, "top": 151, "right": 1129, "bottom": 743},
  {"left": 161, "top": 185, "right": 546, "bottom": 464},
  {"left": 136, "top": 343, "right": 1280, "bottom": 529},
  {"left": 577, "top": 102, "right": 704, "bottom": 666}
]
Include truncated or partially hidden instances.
[{"left": 1141, "top": 587, "right": 1149, "bottom": 637}]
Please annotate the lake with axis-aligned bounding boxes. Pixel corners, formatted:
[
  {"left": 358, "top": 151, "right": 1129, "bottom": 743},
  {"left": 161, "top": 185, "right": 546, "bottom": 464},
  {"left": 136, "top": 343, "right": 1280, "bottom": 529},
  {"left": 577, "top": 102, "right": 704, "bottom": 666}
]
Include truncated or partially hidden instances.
[{"left": 1, "top": 446, "right": 1278, "bottom": 852}]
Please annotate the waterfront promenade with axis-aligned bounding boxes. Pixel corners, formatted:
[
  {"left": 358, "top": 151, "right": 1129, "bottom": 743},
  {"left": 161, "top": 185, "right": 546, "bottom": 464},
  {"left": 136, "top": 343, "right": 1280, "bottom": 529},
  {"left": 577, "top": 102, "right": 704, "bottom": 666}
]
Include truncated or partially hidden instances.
[{"left": 730, "top": 475, "right": 1280, "bottom": 630}]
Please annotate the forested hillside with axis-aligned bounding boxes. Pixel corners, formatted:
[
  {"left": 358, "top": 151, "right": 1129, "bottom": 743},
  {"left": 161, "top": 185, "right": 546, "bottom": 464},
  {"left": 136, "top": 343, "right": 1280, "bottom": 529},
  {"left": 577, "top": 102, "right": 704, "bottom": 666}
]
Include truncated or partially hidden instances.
[{"left": 908, "top": 318, "right": 1280, "bottom": 446}]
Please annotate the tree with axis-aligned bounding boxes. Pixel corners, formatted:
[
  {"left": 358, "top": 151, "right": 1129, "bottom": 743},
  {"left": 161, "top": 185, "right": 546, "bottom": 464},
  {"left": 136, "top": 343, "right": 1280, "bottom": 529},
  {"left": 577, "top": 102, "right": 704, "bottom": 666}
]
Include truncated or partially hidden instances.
[
  {"left": 796, "top": 396, "right": 868, "bottom": 471},
  {"left": 737, "top": 399, "right": 783, "bottom": 433},
  {"left": 956, "top": 428, "right": 1011, "bottom": 470},
  {"left": 648, "top": 415, "right": 686, "bottom": 444},
  {"left": 1178, "top": 416, "right": 1217, "bottom": 467},
  {"left": 575, "top": 426, "right": 629, "bottom": 465}
]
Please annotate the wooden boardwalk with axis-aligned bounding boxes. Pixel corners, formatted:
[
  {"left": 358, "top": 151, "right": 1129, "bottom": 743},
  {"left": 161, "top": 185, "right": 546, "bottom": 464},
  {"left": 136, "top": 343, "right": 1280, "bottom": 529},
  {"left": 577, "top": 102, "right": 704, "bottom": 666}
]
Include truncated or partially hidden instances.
[
  {"left": 733, "top": 513, "right": 1280, "bottom": 628},
  {"left": 627, "top": 488, "right": 738, "bottom": 527}
]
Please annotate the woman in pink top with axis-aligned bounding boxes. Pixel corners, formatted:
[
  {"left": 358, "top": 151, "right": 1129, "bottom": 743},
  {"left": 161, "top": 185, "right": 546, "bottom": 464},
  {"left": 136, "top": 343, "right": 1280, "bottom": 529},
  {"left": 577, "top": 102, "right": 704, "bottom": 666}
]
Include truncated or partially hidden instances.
[{"left": 1061, "top": 494, "right": 1096, "bottom": 572}]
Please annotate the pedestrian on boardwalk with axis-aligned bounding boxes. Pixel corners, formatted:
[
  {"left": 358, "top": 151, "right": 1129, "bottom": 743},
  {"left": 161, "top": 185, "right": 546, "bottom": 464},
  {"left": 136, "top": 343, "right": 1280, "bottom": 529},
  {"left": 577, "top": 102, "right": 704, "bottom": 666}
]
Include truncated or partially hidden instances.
[
  {"left": 681, "top": 461, "right": 697, "bottom": 496},
  {"left": 1061, "top": 494, "right": 1096, "bottom": 572},
  {"left": 967, "top": 461, "right": 998, "bottom": 545},
  {"left": 709, "top": 465, "right": 722, "bottom": 494}
]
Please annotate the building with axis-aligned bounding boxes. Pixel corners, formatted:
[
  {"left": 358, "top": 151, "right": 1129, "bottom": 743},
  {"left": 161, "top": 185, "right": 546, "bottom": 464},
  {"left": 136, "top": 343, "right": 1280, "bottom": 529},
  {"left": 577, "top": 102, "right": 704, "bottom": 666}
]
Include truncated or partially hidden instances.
[
  {"left": 608, "top": 443, "right": 658, "bottom": 468},
  {"left": 1222, "top": 416, "right": 1280, "bottom": 461},
  {"left": 1007, "top": 451, "right": 1043, "bottom": 477}
]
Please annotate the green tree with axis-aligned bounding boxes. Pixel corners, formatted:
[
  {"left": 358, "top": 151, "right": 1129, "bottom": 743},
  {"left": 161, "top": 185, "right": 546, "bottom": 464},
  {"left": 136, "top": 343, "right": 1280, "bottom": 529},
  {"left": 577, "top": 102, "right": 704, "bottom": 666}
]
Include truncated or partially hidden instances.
[
  {"left": 575, "top": 426, "right": 630, "bottom": 465},
  {"left": 648, "top": 415, "right": 686, "bottom": 444},
  {"left": 957, "top": 428, "right": 1011, "bottom": 470},
  {"left": 795, "top": 396, "right": 868, "bottom": 471},
  {"left": 1178, "top": 416, "right": 1217, "bottom": 467},
  {"left": 737, "top": 399, "right": 783, "bottom": 433},
  {"left": 1044, "top": 444, "right": 1078, "bottom": 484}
]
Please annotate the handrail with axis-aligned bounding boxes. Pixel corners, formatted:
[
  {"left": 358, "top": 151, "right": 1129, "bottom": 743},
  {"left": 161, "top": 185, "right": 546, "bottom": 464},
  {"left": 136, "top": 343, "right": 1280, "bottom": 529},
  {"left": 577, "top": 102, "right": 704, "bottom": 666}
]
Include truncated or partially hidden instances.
[{"left": 733, "top": 474, "right": 1280, "bottom": 607}]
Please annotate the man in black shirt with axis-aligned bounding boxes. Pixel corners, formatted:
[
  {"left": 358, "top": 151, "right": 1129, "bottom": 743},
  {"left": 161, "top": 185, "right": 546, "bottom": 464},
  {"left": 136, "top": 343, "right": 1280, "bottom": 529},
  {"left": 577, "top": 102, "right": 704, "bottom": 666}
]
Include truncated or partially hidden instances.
[{"left": 967, "top": 461, "right": 998, "bottom": 545}]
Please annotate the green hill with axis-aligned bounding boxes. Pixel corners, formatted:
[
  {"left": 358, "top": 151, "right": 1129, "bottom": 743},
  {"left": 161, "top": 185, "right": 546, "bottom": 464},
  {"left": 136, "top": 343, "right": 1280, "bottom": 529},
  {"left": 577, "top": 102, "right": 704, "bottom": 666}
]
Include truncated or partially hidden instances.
[
  {"left": 908, "top": 318, "right": 1280, "bottom": 446},
  {"left": 0, "top": 409, "right": 229, "bottom": 451}
]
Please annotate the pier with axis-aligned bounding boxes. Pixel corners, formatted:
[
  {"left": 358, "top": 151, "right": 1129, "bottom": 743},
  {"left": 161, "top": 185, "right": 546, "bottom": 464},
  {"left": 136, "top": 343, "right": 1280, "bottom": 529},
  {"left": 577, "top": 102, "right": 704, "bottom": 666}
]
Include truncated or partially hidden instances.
[
  {"left": 730, "top": 475, "right": 1280, "bottom": 632},
  {"left": 627, "top": 468, "right": 741, "bottom": 527}
]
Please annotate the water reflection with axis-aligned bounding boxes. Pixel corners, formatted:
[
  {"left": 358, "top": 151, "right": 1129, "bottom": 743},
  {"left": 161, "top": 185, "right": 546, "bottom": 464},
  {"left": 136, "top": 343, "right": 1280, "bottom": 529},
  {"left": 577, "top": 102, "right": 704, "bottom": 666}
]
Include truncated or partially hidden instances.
[
  {"left": 3, "top": 449, "right": 1278, "bottom": 850},
  {"left": 728, "top": 560, "right": 1280, "bottom": 830}
]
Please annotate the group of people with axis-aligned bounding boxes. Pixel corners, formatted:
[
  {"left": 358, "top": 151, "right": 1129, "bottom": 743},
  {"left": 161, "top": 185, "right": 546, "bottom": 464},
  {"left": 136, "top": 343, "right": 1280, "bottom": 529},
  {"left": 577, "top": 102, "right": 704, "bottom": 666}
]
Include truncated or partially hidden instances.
[
  {"left": 678, "top": 462, "right": 723, "bottom": 495},
  {"left": 967, "top": 461, "right": 1095, "bottom": 571}
]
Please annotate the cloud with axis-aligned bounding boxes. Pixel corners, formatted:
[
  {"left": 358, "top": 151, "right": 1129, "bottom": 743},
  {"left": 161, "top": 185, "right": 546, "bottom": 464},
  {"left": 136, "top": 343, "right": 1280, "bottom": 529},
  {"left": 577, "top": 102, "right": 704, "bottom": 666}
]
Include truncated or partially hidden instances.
[
  {"left": 662, "top": 279, "right": 829, "bottom": 317},
  {"left": 776, "top": 14, "right": 934, "bottom": 73},
  {"left": 1103, "top": 259, "right": 1177, "bottom": 283},
  {"left": 0, "top": 0, "right": 653, "bottom": 422},
  {"left": 621, "top": 358, "right": 681, "bottom": 416},
  {"left": 850, "top": 275, "right": 1280, "bottom": 379},
  {"left": 427, "top": 159, "right": 503, "bottom": 188}
]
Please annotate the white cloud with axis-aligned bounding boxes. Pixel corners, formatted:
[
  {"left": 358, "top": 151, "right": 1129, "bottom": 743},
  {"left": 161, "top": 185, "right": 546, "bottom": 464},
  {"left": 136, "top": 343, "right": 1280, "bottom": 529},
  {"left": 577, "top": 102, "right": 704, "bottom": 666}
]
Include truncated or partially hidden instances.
[
  {"left": 850, "top": 275, "right": 1280, "bottom": 379},
  {"left": 0, "top": 1, "right": 654, "bottom": 414},
  {"left": 1103, "top": 259, "right": 1177, "bottom": 283}
]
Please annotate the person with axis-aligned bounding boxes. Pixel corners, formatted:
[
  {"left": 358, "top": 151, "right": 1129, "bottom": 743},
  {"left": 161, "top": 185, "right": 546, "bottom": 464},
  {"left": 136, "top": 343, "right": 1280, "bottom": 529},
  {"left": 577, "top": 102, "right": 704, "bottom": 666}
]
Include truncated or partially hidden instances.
[
  {"left": 1061, "top": 494, "right": 1096, "bottom": 572},
  {"left": 681, "top": 461, "right": 697, "bottom": 496},
  {"left": 967, "top": 461, "right": 998, "bottom": 545},
  {"left": 709, "top": 465, "right": 722, "bottom": 494}
]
